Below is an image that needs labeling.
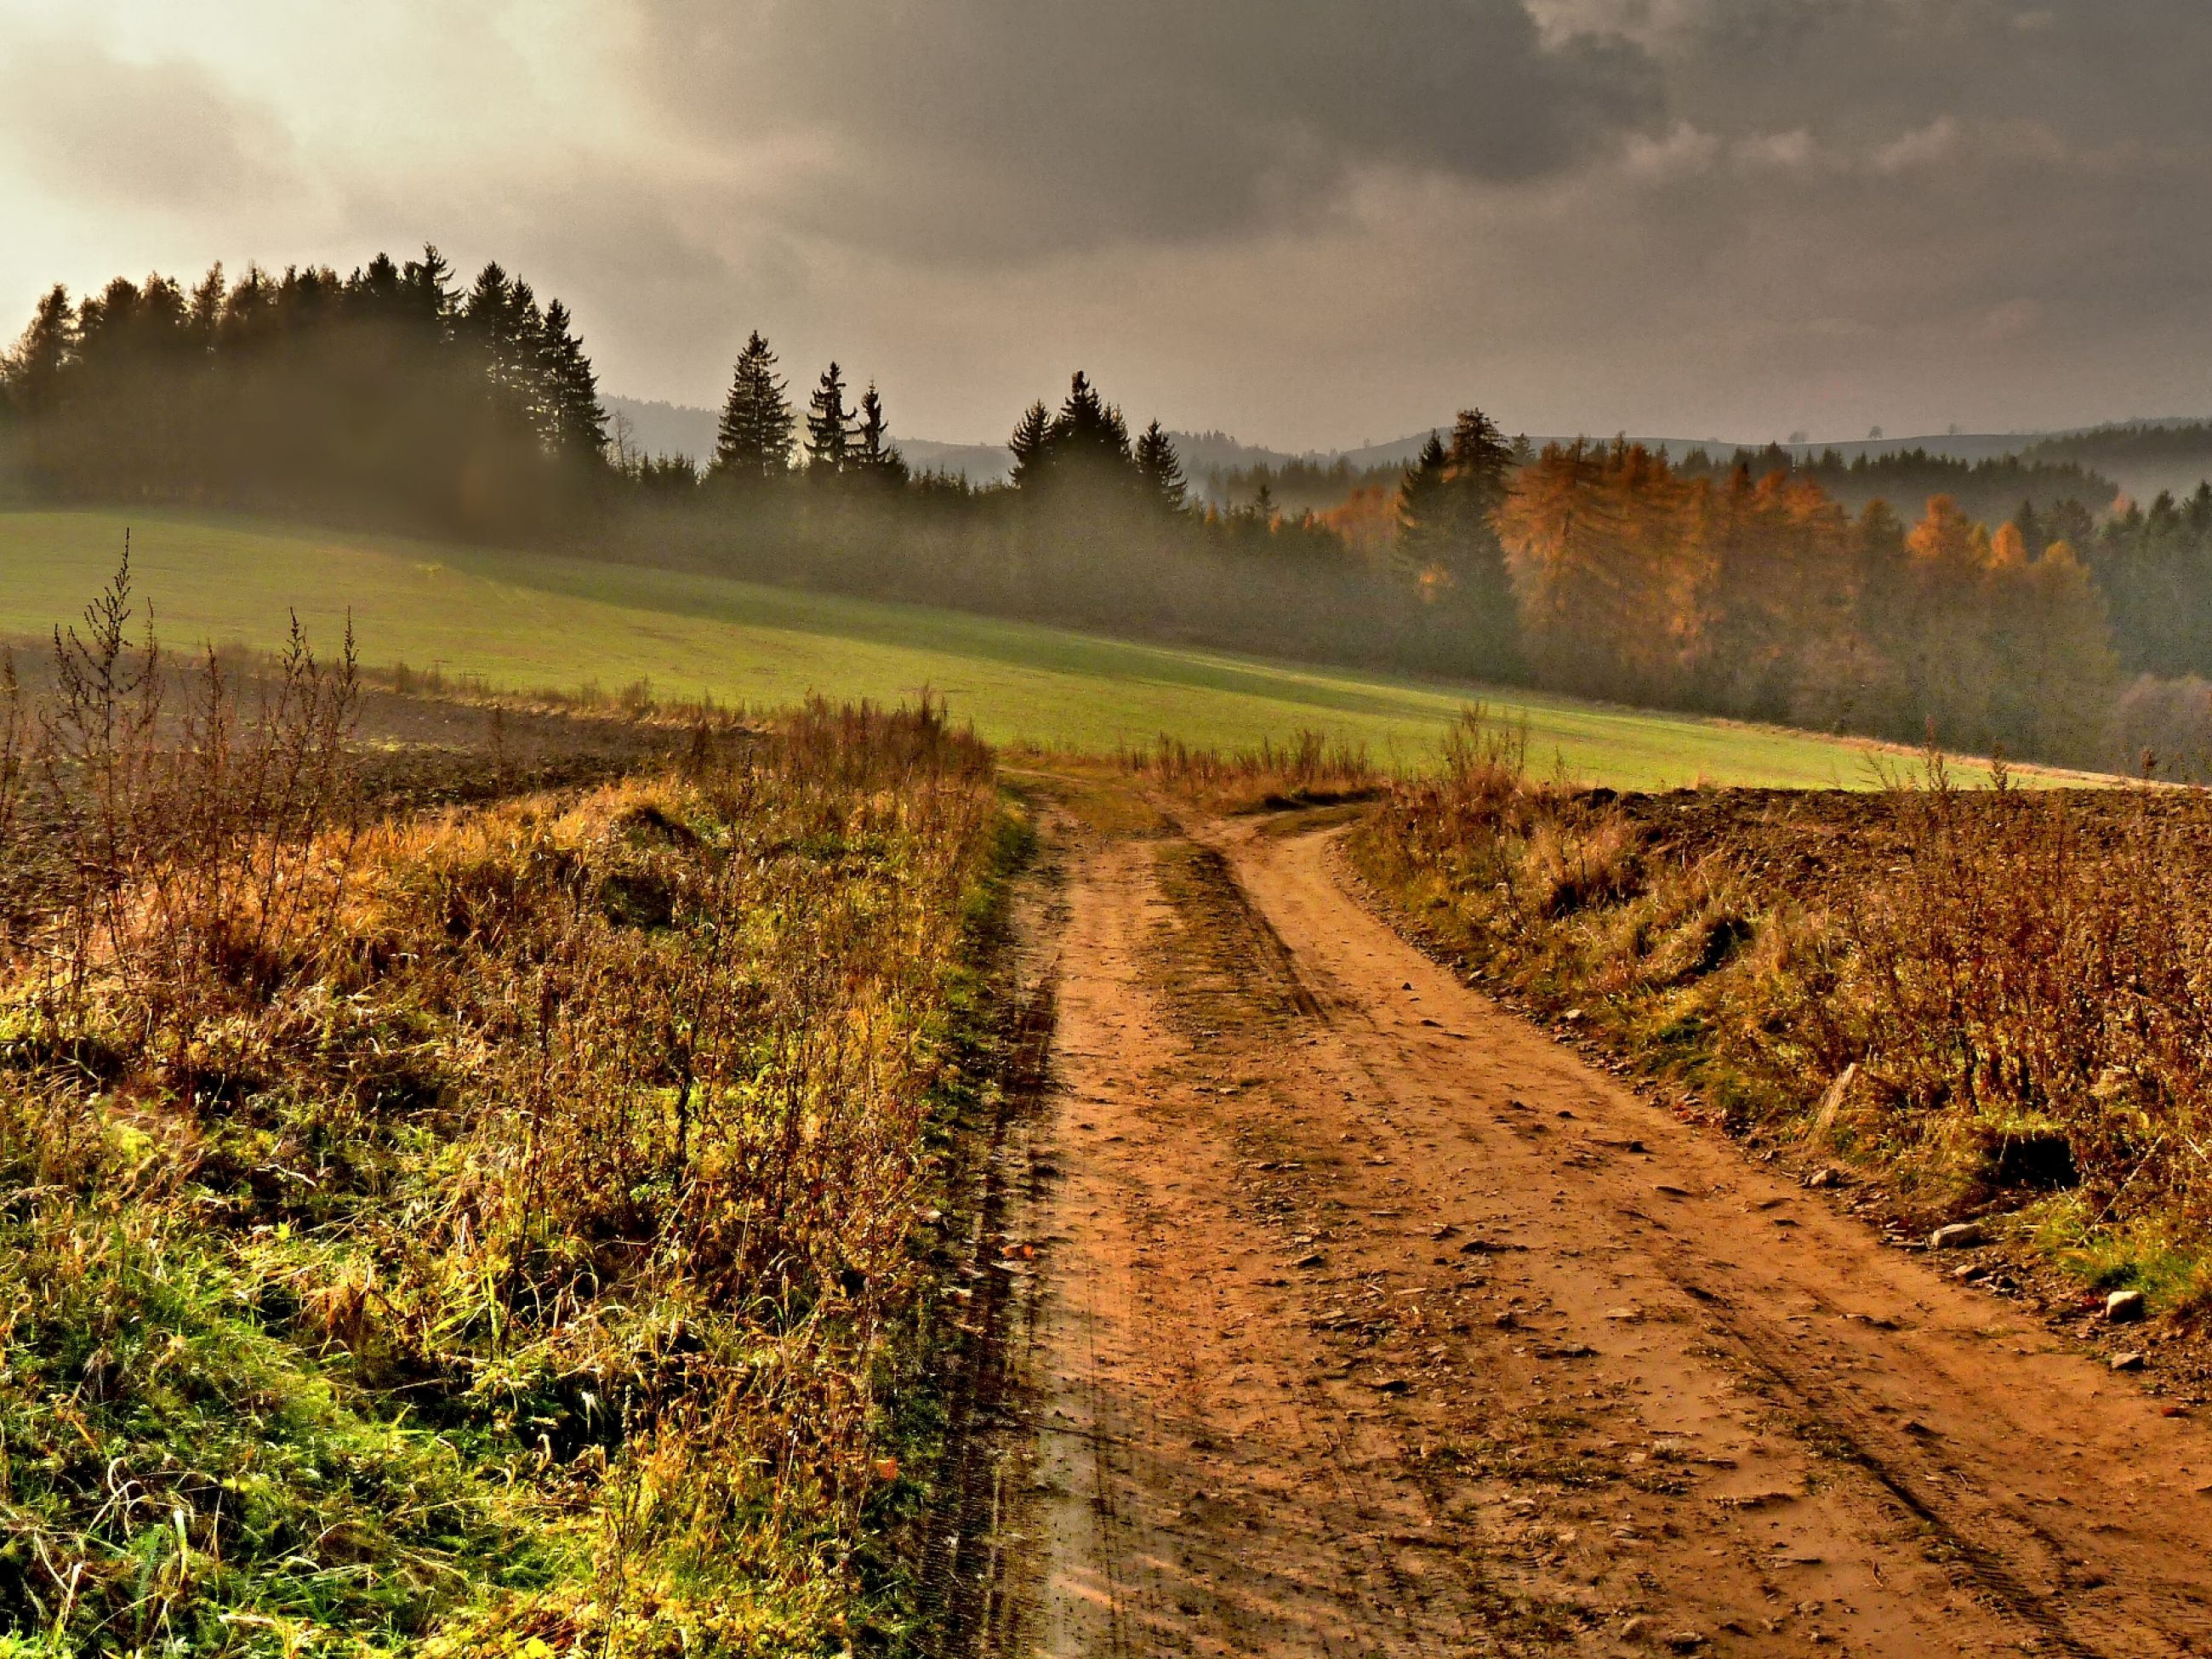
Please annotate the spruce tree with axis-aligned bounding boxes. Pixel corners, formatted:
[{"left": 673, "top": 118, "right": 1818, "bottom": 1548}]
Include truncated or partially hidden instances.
[
  {"left": 854, "top": 383, "right": 909, "bottom": 487},
  {"left": 1443, "top": 407, "right": 1519, "bottom": 653},
  {"left": 402, "top": 245, "right": 454, "bottom": 337},
  {"left": 1012, "top": 371, "right": 1137, "bottom": 499},
  {"left": 711, "top": 331, "right": 795, "bottom": 484},
  {"left": 1008, "top": 400, "right": 1052, "bottom": 489},
  {"left": 1, "top": 285, "right": 77, "bottom": 419},
  {"left": 538, "top": 299, "right": 607, "bottom": 465},
  {"left": 1052, "top": 370, "right": 1132, "bottom": 472},
  {"left": 804, "top": 361, "right": 855, "bottom": 476},
  {"left": 462, "top": 262, "right": 545, "bottom": 434},
  {"left": 1134, "top": 419, "right": 1187, "bottom": 514},
  {"left": 462, "top": 262, "right": 512, "bottom": 354},
  {"left": 1396, "top": 431, "right": 1451, "bottom": 564},
  {"left": 186, "top": 265, "right": 226, "bottom": 349},
  {"left": 1446, "top": 408, "right": 1514, "bottom": 518}
]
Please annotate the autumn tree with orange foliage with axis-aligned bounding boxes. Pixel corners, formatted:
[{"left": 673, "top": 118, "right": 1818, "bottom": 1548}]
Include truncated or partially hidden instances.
[{"left": 1497, "top": 451, "right": 2118, "bottom": 761}]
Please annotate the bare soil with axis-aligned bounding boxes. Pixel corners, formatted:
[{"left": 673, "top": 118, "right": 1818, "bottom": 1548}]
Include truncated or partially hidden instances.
[{"left": 961, "top": 787, "right": 2212, "bottom": 1656}]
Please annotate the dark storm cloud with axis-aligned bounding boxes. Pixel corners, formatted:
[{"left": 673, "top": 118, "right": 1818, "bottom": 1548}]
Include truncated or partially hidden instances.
[
  {"left": 1630, "top": 0, "right": 2212, "bottom": 146},
  {"left": 633, "top": 0, "right": 1665, "bottom": 257}
]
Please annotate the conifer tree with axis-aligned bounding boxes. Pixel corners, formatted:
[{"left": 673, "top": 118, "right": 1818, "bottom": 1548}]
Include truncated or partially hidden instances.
[
  {"left": 805, "top": 361, "right": 855, "bottom": 476},
  {"left": 1396, "top": 432, "right": 1451, "bottom": 568},
  {"left": 853, "top": 382, "right": 909, "bottom": 487},
  {"left": 711, "top": 331, "right": 794, "bottom": 484},
  {"left": 402, "top": 245, "right": 454, "bottom": 335},
  {"left": 462, "top": 263, "right": 546, "bottom": 434},
  {"left": 1051, "top": 370, "right": 1133, "bottom": 472},
  {"left": 2, "top": 285, "right": 77, "bottom": 419},
  {"left": 1446, "top": 408, "right": 1514, "bottom": 516},
  {"left": 186, "top": 265, "right": 226, "bottom": 349},
  {"left": 1134, "top": 419, "right": 1187, "bottom": 514},
  {"left": 538, "top": 299, "right": 607, "bottom": 465},
  {"left": 1008, "top": 400, "right": 1052, "bottom": 489},
  {"left": 1440, "top": 408, "right": 1520, "bottom": 663}
]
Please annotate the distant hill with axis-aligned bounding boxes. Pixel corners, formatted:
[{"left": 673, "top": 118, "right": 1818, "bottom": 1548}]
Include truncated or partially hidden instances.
[
  {"left": 900, "top": 437, "right": 1012, "bottom": 482},
  {"left": 602, "top": 394, "right": 1010, "bottom": 482},
  {"left": 2012, "top": 422, "right": 2212, "bottom": 508},
  {"left": 604, "top": 394, "right": 2212, "bottom": 509},
  {"left": 601, "top": 396, "right": 717, "bottom": 464}
]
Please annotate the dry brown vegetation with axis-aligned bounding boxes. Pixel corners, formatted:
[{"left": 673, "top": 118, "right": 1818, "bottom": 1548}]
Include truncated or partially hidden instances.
[
  {"left": 1351, "top": 710, "right": 2212, "bottom": 1321},
  {"left": 1115, "top": 727, "right": 1382, "bottom": 814},
  {"left": 0, "top": 562, "right": 1018, "bottom": 1656}
]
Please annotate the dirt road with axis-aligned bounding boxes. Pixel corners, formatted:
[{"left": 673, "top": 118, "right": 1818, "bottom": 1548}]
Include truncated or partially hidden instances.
[{"left": 961, "top": 798, "right": 2212, "bottom": 1656}]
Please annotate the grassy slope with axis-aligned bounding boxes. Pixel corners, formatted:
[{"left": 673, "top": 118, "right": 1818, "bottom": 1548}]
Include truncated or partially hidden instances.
[{"left": 4, "top": 506, "right": 1963, "bottom": 789}]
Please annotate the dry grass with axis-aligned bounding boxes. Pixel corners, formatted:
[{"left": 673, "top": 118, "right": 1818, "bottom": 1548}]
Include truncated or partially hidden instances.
[
  {"left": 1116, "top": 727, "right": 1383, "bottom": 813},
  {"left": 1353, "top": 710, "right": 2212, "bottom": 1323},
  {"left": 0, "top": 559, "right": 1017, "bottom": 1656}
]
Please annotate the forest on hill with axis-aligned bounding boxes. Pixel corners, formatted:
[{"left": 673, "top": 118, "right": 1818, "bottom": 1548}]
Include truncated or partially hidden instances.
[{"left": 7, "top": 246, "right": 2212, "bottom": 774}]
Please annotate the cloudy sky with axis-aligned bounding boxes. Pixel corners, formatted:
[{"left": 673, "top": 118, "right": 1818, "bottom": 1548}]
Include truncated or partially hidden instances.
[{"left": 3, "top": 0, "right": 2209, "bottom": 452}]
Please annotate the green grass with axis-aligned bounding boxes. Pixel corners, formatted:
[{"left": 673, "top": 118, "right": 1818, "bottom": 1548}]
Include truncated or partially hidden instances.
[{"left": 2, "top": 506, "right": 1991, "bottom": 788}]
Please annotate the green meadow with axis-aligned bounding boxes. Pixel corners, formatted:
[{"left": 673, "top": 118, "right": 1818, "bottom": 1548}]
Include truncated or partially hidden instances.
[{"left": 1, "top": 507, "right": 1990, "bottom": 789}]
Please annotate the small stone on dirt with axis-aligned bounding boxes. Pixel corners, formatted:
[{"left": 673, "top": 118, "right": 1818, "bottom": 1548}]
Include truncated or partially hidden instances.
[
  {"left": 1663, "top": 1633, "right": 1707, "bottom": 1652},
  {"left": 2112, "top": 1351, "right": 2147, "bottom": 1371},
  {"left": 1929, "top": 1222, "right": 1988, "bottom": 1250},
  {"left": 1291, "top": 1251, "right": 1325, "bottom": 1269},
  {"left": 1805, "top": 1167, "right": 1844, "bottom": 1189},
  {"left": 2106, "top": 1289, "right": 2147, "bottom": 1324}
]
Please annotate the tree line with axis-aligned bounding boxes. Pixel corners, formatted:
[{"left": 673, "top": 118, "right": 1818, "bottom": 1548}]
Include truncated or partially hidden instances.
[
  {"left": 1674, "top": 442, "right": 2120, "bottom": 528},
  {"left": 0, "top": 249, "right": 607, "bottom": 532},
  {"left": 8, "top": 245, "right": 2212, "bottom": 770}
]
